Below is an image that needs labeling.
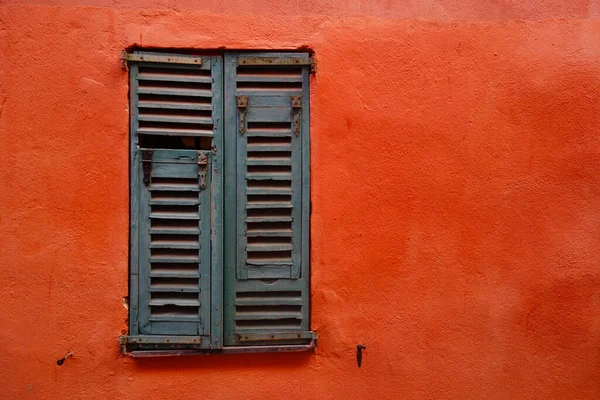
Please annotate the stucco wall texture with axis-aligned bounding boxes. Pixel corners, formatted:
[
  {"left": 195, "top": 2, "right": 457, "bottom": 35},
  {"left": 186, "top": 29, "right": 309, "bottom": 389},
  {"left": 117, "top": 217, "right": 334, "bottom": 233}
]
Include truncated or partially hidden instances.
[{"left": 1, "top": 1, "right": 600, "bottom": 399}]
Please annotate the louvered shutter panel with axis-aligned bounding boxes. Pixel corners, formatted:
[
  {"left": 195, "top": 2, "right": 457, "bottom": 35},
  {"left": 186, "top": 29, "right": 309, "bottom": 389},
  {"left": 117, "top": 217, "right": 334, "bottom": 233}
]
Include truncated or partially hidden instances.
[
  {"left": 223, "top": 52, "right": 314, "bottom": 345},
  {"left": 135, "top": 150, "right": 211, "bottom": 336},
  {"left": 128, "top": 53, "right": 223, "bottom": 347}
]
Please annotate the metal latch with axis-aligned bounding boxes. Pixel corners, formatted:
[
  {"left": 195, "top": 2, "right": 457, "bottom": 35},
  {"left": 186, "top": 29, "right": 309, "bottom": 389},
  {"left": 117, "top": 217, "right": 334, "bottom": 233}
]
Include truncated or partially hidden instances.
[
  {"left": 291, "top": 96, "right": 302, "bottom": 137},
  {"left": 141, "top": 149, "right": 154, "bottom": 186},
  {"left": 237, "top": 95, "right": 248, "bottom": 135},
  {"left": 197, "top": 152, "right": 208, "bottom": 189}
]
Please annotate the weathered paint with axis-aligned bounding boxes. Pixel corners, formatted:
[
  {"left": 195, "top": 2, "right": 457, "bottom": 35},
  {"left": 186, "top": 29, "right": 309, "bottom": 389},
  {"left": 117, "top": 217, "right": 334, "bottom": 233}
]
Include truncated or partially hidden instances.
[{"left": 1, "top": 1, "right": 600, "bottom": 399}]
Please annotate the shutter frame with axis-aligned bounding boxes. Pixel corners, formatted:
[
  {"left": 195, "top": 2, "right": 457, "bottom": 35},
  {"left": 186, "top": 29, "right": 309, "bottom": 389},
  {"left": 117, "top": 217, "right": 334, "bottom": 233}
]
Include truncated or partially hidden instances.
[
  {"left": 223, "top": 52, "right": 313, "bottom": 346},
  {"left": 136, "top": 148, "right": 211, "bottom": 337},
  {"left": 127, "top": 53, "right": 223, "bottom": 350}
]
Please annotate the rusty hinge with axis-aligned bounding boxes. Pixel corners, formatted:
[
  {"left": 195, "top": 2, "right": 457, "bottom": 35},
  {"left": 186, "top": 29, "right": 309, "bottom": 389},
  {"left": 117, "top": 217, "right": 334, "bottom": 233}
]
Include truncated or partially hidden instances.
[
  {"left": 291, "top": 96, "right": 302, "bottom": 137},
  {"left": 120, "top": 51, "right": 128, "bottom": 71},
  {"left": 141, "top": 149, "right": 154, "bottom": 186},
  {"left": 237, "top": 95, "right": 248, "bottom": 135},
  {"left": 197, "top": 152, "right": 208, "bottom": 189}
]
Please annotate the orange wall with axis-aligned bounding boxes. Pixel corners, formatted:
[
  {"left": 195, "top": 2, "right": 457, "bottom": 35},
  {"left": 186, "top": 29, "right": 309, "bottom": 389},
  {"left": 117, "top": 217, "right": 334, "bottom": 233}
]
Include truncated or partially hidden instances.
[{"left": 1, "top": 1, "right": 600, "bottom": 399}]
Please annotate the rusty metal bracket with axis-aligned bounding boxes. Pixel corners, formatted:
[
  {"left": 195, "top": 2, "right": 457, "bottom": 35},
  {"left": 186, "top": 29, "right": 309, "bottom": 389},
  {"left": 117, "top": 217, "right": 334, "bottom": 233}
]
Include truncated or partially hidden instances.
[
  {"left": 120, "top": 51, "right": 128, "bottom": 71},
  {"left": 141, "top": 149, "right": 154, "bottom": 186},
  {"left": 237, "top": 95, "right": 248, "bottom": 135},
  {"left": 291, "top": 96, "right": 302, "bottom": 137},
  {"left": 310, "top": 55, "right": 317, "bottom": 74},
  {"left": 197, "top": 151, "right": 208, "bottom": 189},
  {"left": 356, "top": 344, "right": 366, "bottom": 368}
]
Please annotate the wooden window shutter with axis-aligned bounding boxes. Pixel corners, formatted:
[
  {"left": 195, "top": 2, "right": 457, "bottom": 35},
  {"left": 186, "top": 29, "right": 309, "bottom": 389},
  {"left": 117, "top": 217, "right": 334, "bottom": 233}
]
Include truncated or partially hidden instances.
[
  {"left": 128, "top": 53, "right": 223, "bottom": 350},
  {"left": 223, "top": 52, "right": 314, "bottom": 346}
]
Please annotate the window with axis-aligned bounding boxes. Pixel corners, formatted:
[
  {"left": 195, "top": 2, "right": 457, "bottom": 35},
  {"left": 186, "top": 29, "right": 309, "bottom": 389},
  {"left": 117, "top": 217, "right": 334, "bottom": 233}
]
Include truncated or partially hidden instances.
[{"left": 121, "top": 51, "right": 314, "bottom": 354}]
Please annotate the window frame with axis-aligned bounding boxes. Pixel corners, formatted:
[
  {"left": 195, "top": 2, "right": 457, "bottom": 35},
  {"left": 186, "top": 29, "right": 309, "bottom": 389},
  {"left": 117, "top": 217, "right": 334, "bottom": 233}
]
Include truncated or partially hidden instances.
[{"left": 121, "top": 50, "right": 316, "bottom": 356}]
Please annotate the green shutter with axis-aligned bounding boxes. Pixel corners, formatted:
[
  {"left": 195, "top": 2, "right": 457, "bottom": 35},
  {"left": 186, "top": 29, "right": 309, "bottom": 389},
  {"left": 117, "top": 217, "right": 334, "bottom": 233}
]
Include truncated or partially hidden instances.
[
  {"left": 223, "top": 52, "right": 314, "bottom": 345},
  {"left": 136, "top": 149, "right": 212, "bottom": 336},
  {"left": 128, "top": 53, "right": 223, "bottom": 350}
]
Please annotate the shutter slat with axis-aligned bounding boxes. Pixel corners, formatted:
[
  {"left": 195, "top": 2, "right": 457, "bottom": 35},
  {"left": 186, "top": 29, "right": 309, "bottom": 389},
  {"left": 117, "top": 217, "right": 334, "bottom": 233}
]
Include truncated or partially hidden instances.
[
  {"left": 246, "top": 243, "right": 293, "bottom": 252},
  {"left": 246, "top": 188, "right": 292, "bottom": 195},
  {"left": 246, "top": 174, "right": 292, "bottom": 181},
  {"left": 137, "top": 127, "right": 214, "bottom": 137},
  {"left": 246, "top": 202, "right": 293, "bottom": 209},
  {"left": 236, "top": 90, "right": 302, "bottom": 96},
  {"left": 235, "top": 312, "right": 302, "bottom": 320},
  {"left": 137, "top": 87, "right": 213, "bottom": 97},
  {"left": 149, "top": 243, "right": 200, "bottom": 250},
  {"left": 235, "top": 76, "right": 303, "bottom": 83},
  {"left": 149, "top": 199, "right": 200, "bottom": 206},
  {"left": 246, "top": 260, "right": 293, "bottom": 266},
  {"left": 246, "top": 158, "right": 292, "bottom": 166},
  {"left": 149, "top": 228, "right": 200, "bottom": 235},
  {"left": 149, "top": 316, "right": 200, "bottom": 322},
  {"left": 245, "top": 216, "right": 292, "bottom": 223},
  {"left": 150, "top": 212, "right": 199, "bottom": 220},
  {"left": 246, "top": 131, "right": 292, "bottom": 138},
  {"left": 150, "top": 184, "right": 200, "bottom": 192},
  {"left": 150, "top": 271, "right": 200, "bottom": 278},
  {"left": 246, "top": 229, "right": 293, "bottom": 237},
  {"left": 149, "top": 299, "right": 201, "bottom": 307},
  {"left": 235, "top": 298, "right": 302, "bottom": 306},
  {"left": 138, "top": 101, "right": 213, "bottom": 111},
  {"left": 138, "top": 73, "right": 212, "bottom": 83},
  {"left": 150, "top": 256, "right": 201, "bottom": 263},
  {"left": 246, "top": 145, "right": 292, "bottom": 152},
  {"left": 138, "top": 114, "right": 213, "bottom": 125},
  {"left": 150, "top": 287, "right": 200, "bottom": 293}
]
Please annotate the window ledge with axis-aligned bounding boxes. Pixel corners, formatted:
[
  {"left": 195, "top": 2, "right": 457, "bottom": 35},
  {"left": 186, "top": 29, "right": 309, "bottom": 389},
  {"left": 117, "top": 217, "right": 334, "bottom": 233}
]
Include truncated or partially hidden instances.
[
  {"left": 119, "top": 333, "right": 317, "bottom": 357},
  {"left": 120, "top": 338, "right": 316, "bottom": 357}
]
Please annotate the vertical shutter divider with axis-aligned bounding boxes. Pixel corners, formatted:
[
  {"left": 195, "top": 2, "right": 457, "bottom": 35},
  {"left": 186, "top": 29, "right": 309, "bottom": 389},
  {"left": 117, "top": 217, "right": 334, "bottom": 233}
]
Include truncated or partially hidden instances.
[
  {"left": 210, "top": 55, "right": 224, "bottom": 349},
  {"left": 129, "top": 63, "right": 141, "bottom": 336}
]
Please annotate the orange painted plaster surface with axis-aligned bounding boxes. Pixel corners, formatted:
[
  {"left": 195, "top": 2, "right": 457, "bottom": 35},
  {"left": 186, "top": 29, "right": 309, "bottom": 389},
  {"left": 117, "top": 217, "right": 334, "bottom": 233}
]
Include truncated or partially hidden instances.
[{"left": 1, "top": 1, "right": 600, "bottom": 399}]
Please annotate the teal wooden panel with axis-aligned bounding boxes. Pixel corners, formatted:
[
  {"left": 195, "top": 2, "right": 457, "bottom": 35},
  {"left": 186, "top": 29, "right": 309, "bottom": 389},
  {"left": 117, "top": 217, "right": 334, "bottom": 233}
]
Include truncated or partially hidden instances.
[
  {"left": 136, "top": 150, "right": 212, "bottom": 337},
  {"left": 223, "top": 52, "right": 312, "bottom": 346},
  {"left": 129, "top": 53, "right": 224, "bottom": 343},
  {"left": 151, "top": 162, "right": 198, "bottom": 178},
  {"left": 245, "top": 107, "right": 292, "bottom": 122}
]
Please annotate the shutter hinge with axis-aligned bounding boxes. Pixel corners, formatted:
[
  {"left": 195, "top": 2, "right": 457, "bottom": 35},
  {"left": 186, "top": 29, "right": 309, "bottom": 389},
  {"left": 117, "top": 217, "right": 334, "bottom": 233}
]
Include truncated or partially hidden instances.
[
  {"left": 310, "top": 55, "right": 317, "bottom": 74},
  {"left": 237, "top": 96, "right": 248, "bottom": 135},
  {"left": 197, "top": 151, "right": 208, "bottom": 189},
  {"left": 291, "top": 96, "right": 302, "bottom": 137},
  {"left": 141, "top": 149, "right": 154, "bottom": 186}
]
